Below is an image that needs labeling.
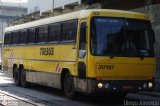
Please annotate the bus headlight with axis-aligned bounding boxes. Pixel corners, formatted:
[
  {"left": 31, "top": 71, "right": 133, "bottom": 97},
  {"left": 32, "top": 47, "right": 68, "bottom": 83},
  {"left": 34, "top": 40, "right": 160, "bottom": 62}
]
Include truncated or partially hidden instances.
[
  {"left": 98, "top": 83, "right": 103, "bottom": 88},
  {"left": 148, "top": 82, "right": 153, "bottom": 88}
]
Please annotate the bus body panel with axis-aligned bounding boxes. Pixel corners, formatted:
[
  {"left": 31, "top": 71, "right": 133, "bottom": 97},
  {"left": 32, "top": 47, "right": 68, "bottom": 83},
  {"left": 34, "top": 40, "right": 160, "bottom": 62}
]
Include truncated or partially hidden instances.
[
  {"left": 3, "top": 44, "right": 77, "bottom": 88},
  {"left": 87, "top": 56, "right": 156, "bottom": 78}
]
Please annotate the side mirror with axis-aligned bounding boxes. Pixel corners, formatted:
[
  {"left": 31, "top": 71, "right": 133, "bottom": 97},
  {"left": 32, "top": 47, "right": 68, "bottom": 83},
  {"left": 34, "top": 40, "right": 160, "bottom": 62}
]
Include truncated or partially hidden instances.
[{"left": 79, "top": 50, "right": 86, "bottom": 58}]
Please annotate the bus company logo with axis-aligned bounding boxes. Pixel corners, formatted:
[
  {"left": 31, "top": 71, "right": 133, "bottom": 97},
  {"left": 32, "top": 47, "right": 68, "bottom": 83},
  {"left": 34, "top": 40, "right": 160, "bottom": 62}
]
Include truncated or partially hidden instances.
[
  {"left": 40, "top": 47, "right": 54, "bottom": 56},
  {"left": 9, "top": 50, "right": 15, "bottom": 67}
]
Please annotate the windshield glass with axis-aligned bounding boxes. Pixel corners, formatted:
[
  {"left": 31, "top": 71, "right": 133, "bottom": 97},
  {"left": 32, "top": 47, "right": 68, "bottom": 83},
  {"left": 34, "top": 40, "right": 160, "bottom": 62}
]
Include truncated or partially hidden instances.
[{"left": 90, "top": 17, "right": 154, "bottom": 57}]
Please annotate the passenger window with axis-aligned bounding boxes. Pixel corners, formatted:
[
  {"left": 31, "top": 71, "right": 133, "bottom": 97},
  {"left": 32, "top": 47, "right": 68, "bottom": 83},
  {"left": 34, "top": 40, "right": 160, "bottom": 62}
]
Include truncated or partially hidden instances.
[
  {"left": 19, "top": 30, "right": 27, "bottom": 44},
  {"left": 48, "top": 23, "right": 60, "bottom": 43},
  {"left": 28, "top": 28, "right": 36, "bottom": 44},
  {"left": 11, "top": 32, "right": 19, "bottom": 45},
  {"left": 4, "top": 33, "right": 11, "bottom": 45},
  {"left": 37, "top": 26, "right": 48, "bottom": 43},
  {"left": 61, "top": 20, "right": 77, "bottom": 42}
]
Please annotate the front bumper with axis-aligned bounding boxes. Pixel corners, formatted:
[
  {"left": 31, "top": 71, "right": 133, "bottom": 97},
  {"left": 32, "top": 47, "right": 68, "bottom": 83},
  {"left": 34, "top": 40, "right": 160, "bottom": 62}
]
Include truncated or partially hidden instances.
[{"left": 88, "top": 79, "right": 155, "bottom": 94}]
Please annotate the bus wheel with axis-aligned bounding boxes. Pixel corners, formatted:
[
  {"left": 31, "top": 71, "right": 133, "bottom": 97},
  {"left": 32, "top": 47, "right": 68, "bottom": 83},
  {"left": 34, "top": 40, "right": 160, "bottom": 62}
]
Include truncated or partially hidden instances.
[
  {"left": 21, "top": 68, "right": 28, "bottom": 88},
  {"left": 64, "top": 72, "right": 75, "bottom": 99},
  {"left": 13, "top": 67, "right": 21, "bottom": 86}
]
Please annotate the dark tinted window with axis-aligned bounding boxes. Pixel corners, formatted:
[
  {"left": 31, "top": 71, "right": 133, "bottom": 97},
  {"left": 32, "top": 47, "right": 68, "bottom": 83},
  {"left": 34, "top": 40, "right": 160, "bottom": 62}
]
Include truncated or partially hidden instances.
[
  {"left": 61, "top": 20, "right": 77, "bottom": 42},
  {"left": 11, "top": 31, "right": 19, "bottom": 44},
  {"left": 19, "top": 30, "right": 27, "bottom": 44},
  {"left": 37, "top": 26, "right": 48, "bottom": 43},
  {"left": 48, "top": 23, "right": 60, "bottom": 42},
  {"left": 90, "top": 18, "right": 125, "bottom": 56},
  {"left": 28, "top": 28, "right": 36, "bottom": 44},
  {"left": 4, "top": 33, "right": 11, "bottom": 45},
  {"left": 79, "top": 22, "right": 87, "bottom": 50},
  {"left": 91, "top": 17, "right": 154, "bottom": 57}
]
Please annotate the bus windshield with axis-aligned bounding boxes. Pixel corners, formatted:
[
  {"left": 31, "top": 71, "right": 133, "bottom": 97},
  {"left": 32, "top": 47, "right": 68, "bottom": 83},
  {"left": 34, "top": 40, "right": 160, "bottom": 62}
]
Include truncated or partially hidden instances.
[{"left": 90, "top": 17, "right": 154, "bottom": 57}]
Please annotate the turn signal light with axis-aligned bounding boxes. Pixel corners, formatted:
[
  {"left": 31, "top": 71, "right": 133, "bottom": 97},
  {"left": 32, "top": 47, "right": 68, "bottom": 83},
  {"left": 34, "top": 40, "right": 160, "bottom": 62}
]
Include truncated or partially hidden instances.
[
  {"left": 96, "top": 77, "right": 102, "bottom": 80},
  {"left": 148, "top": 76, "right": 153, "bottom": 80}
]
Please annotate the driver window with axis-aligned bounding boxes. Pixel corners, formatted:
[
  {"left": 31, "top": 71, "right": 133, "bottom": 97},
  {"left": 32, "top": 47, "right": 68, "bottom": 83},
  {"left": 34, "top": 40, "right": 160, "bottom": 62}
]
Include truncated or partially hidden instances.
[{"left": 79, "top": 22, "right": 87, "bottom": 58}]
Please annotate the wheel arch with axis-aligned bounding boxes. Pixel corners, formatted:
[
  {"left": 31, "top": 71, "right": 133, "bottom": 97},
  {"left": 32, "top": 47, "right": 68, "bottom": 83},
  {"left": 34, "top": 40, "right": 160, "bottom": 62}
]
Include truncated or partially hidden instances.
[{"left": 60, "top": 68, "right": 70, "bottom": 90}]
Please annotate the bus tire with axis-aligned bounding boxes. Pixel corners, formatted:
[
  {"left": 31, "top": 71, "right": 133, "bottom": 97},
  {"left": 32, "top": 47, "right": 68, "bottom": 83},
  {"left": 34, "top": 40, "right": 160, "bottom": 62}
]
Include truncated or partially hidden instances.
[
  {"left": 13, "top": 67, "right": 21, "bottom": 86},
  {"left": 64, "top": 72, "right": 75, "bottom": 99},
  {"left": 20, "top": 68, "right": 28, "bottom": 88}
]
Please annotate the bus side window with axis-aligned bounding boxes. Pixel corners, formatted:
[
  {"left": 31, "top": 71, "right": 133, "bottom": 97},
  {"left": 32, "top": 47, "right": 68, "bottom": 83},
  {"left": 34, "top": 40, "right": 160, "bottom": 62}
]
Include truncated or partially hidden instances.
[
  {"left": 11, "top": 32, "right": 19, "bottom": 45},
  {"left": 19, "top": 30, "right": 27, "bottom": 44},
  {"left": 27, "top": 28, "right": 36, "bottom": 44},
  {"left": 37, "top": 26, "right": 48, "bottom": 43},
  {"left": 79, "top": 22, "right": 87, "bottom": 58},
  {"left": 61, "top": 20, "right": 77, "bottom": 42},
  {"left": 48, "top": 23, "right": 60, "bottom": 43},
  {"left": 4, "top": 33, "right": 11, "bottom": 45}
]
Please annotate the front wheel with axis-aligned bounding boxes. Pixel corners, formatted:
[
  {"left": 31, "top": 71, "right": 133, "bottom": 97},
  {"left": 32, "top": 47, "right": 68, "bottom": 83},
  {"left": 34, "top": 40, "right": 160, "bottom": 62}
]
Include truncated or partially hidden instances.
[
  {"left": 13, "top": 67, "right": 21, "bottom": 86},
  {"left": 64, "top": 72, "right": 75, "bottom": 99}
]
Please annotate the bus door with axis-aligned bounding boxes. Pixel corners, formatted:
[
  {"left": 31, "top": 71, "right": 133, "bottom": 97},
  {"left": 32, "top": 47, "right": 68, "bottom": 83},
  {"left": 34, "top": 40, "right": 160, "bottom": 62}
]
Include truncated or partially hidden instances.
[{"left": 78, "top": 20, "right": 87, "bottom": 79}]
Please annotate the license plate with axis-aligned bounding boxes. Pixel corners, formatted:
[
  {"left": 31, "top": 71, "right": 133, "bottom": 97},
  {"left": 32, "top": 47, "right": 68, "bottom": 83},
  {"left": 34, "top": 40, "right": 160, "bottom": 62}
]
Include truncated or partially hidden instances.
[{"left": 123, "top": 85, "right": 133, "bottom": 89}]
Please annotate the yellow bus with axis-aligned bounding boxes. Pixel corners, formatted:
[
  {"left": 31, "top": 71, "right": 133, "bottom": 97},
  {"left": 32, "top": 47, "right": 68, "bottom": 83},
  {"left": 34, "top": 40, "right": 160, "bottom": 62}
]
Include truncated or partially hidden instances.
[{"left": 2, "top": 9, "right": 156, "bottom": 98}]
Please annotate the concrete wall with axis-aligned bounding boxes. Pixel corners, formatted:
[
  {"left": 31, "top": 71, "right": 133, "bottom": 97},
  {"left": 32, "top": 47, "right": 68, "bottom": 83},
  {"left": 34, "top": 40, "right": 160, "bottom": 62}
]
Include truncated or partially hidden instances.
[
  {"left": 28, "top": 0, "right": 81, "bottom": 14},
  {"left": 1, "top": 6, "right": 27, "bottom": 17},
  {"left": 28, "top": 0, "right": 40, "bottom": 13},
  {"left": 1, "top": 2, "right": 27, "bottom": 8},
  {"left": 54, "top": 0, "right": 81, "bottom": 8},
  {"left": 40, "top": 0, "right": 53, "bottom": 13}
]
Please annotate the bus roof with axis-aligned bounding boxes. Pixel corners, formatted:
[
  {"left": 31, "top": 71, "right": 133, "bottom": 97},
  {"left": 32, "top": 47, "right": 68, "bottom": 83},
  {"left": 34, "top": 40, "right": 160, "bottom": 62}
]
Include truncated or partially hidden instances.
[{"left": 5, "top": 9, "right": 148, "bottom": 32}]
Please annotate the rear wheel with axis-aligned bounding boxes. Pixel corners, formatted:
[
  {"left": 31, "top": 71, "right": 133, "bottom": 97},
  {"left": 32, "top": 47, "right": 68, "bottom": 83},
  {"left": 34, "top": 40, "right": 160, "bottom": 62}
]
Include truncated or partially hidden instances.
[
  {"left": 64, "top": 72, "right": 75, "bottom": 99},
  {"left": 13, "top": 67, "right": 21, "bottom": 86},
  {"left": 21, "top": 68, "right": 28, "bottom": 88}
]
